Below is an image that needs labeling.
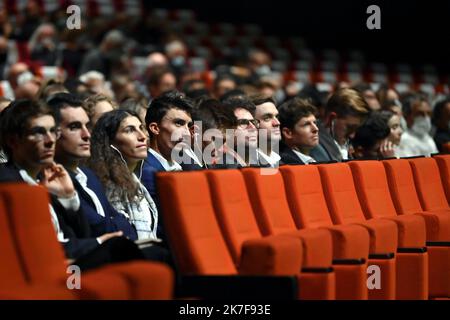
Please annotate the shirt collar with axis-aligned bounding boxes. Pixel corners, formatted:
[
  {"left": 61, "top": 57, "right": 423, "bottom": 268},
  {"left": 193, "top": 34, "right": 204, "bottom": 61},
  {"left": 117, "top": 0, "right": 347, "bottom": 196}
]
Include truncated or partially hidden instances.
[
  {"left": 291, "top": 149, "right": 316, "bottom": 164},
  {"left": 148, "top": 148, "right": 182, "bottom": 171},
  {"left": 74, "top": 167, "right": 87, "bottom": 187},
  {"left": 257, "top": 149, "right": 281, "bottom": 166}
]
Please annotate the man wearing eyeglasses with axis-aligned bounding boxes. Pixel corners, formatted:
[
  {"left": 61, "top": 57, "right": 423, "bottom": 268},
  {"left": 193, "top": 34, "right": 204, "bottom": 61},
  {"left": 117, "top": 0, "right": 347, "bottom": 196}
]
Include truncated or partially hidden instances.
[
  {"left": 250, "top": 94, "right": 281, "bottom": 168},
  {"left": 222, "top": 97, "right": 259, "bottom": 167},
  {"left": 0, "top": 99, "right": 144, "bottom": 269}
]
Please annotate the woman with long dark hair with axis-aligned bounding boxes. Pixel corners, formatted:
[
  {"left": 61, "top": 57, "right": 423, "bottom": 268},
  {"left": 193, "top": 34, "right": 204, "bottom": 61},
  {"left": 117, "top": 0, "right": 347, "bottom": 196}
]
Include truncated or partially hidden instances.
[{"left": 87, "top": 109, "right": 159, "bottom": 241}]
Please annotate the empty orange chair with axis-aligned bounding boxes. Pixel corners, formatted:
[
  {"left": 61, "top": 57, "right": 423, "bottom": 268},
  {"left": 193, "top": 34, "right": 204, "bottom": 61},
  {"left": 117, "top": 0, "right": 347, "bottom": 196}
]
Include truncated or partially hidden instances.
[
  {"left": 383, "top": 158, "right": 450, "bottom": 297},
  {"left": 433, "top": 154, "right": 450, "bottom": 204},
  {"left": 205, "top": 169, "right": 333, "bottom": 300},
  {"left": 408, "top": 157, "right": 450, "bottom": 213},
  {"left": 318, "top": 162, "right": 430, "bottom": 299},
  {"left": 242, "top": 167, "right": 369, "bottom": 300},
  {"left": 348, "top": 160, "right": 429, "bottom": 300},
  {"left": 0, "top": 183, "right": 174, "bottom": 300},
  {"left": 280, "top": 164, "right": 396, "bottom": 299},
  {"left": 156, "top": 171, "right": 300, "bottom": 299}
]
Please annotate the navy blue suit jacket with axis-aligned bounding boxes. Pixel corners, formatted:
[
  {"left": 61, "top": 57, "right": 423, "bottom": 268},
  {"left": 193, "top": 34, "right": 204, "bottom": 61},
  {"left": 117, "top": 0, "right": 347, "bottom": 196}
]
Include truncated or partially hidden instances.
[
  {"left": 141, "top": 151, "right": 165, "bottom": 208},
  {"left": 69, "top": 167, "right": 138, "bottom": 241}
]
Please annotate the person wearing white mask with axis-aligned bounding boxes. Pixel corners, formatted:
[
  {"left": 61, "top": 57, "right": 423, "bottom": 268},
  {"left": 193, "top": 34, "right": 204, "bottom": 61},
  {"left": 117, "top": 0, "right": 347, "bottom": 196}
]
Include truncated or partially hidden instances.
[{"left": 397, "top": 95, "right": 438, "bottom": 157}]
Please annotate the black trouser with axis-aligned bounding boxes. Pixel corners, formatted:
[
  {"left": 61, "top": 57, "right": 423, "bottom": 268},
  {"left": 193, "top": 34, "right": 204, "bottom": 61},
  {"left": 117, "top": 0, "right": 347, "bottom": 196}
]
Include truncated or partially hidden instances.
[{"left": 74, "top": 237, "right": 174, "bottom": 272}]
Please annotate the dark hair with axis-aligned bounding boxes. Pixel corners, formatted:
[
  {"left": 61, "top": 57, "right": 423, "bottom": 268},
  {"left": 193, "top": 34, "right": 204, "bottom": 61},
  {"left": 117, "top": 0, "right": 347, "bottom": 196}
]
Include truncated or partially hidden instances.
[
  {"left": 145, "top": 90, "right": 194, "bottom": 128},
  {"left": 0, "top": 99, "right": 53, "bottom": 158},
  {"left": 400, "top": 93, "right": 428, "bottom": 118},
  {"left": 376, "top": 84, "right": 399, "bottom": 107},
  {"left": 87, "top": 109, "right": 143, "bottom": 204},
  {"left": 326, "top": 88, "right": 370, "bottom": 118},
  {"left": 297, "top": 84, "right": 325, "bottom": 108},
  {"left": 119, "top": 97, "right": 148, "bottom": 115},
  {"left": 278, "top": 97, "right": 318, "bottom": 131},
  {"left": 352, "top": 82, "right": 372, "bottom": 94},
  {"left": 432, "top": 97, "right": 450, "bottom": 126},
  {"left": 222, "top": 97, "right": 256, "bottom": 115},
  {"left": 47, "top": 92, "right": 83, "bottom": 123},
  {"left": 213, "top": 74, "right": 236, "bottom": 88},
  {"left": 352, "top": 112, "right": 390, "bottom": 151},
  {"left": 219, "top": 89, "right": 246, "bottom": 102},
  {"left": 147, "top": 66, "right": 175, "bottom": 88},
  {"left": 37, "top": 79, "right": 68, "bottom": 101},
  {"left": 249, "top": 94, "right": 276, "bottom": 107},
  {"left": 192, "top": 99, "right": 237, "bottom": 132},
  {"left": 378, "top": 110, "right": 396, "bottom": 124}
]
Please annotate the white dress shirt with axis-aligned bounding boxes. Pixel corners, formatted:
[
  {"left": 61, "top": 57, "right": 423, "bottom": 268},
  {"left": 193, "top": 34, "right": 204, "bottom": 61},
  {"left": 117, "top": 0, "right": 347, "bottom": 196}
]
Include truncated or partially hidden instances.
[
  {"left": 257, "top": 149, "right": 281, "bottom": 168},
  {"left": 397, "top": 130, "right": 439, "bottom": 157},
  {"left": 18, "top": 169, "right": 78, "bottom": 243},
  {"left": 148, "top": 148, "right": 182, "bottom": 171},
  {"left": 292, "top": 149, "right": 317, "bottom": 164},
  {"left": 74, "top": 167, "right": 106, "bottom": 217}
]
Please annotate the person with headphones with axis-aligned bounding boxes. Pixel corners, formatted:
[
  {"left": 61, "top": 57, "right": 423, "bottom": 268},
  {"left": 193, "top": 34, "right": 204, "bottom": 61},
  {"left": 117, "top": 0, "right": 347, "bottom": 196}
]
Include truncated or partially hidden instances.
[{"left": 87, "top": 109, "right": 170, "bottom": 262}]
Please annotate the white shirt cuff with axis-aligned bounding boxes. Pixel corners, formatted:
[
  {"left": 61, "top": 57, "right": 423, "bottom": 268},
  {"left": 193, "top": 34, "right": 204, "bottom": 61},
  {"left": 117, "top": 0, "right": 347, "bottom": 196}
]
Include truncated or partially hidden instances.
[{"left": 57, "top": 191, "right": 80, "bottom": 211}]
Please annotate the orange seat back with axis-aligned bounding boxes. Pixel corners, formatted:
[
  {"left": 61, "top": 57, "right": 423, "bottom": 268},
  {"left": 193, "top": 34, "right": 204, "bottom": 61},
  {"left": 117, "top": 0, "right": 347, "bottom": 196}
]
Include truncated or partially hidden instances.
[
  {"left": 317, "top": 163, "right": 368, "bottom": 224},
  {"left": 205, "top": 169, "right": 263, "bottom": 263},
  {"left": 348, "top": 161, "right": 398, "bottom": 219},
  {"left": 408, "top": 157, "right": 449, "bottom": 211},
  {"left": 433, "top": 155, "right": 450, "bottom": 203},
  {"left": 0, "top": 183, "right": 67, "bottom": 285},
  {"left": 241, "top": 168, "right": 297, "bottom": 236},
  {"left": 382, "top": 159, "right": 424, "bottom": 215},
  {"left": 156, "top": 171, "right": 237, "bottom": 275},
  {"left": 279, "top": 165, "right": 334, "bottom": 229},
  {"left": 0, "top": 185, "right": 29, "bottom": 287}
]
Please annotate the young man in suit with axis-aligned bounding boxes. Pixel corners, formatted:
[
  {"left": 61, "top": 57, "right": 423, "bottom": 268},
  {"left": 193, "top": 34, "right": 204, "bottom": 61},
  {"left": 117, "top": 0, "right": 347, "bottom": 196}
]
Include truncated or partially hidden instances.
[
  {"left": 250, "top": 94, "right": 281, "bottom": 168},
  {"left": 278, "top": 98, "right": 320, "bottom": 165},
  {"left": 0, "top": 99, "right": 143, "bottom": 269},
  {"left": 143, "top": 91, "right": 197, "bottom": 201},
  {"left": 47, "top": 93, "right": 137, "bottom": 240},
  {"left": 314, "top": 88, "right": 370, "bottom": 161}
]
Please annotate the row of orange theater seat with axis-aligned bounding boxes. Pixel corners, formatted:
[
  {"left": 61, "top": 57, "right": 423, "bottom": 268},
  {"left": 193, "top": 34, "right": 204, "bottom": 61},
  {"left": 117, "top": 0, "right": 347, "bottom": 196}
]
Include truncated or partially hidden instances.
[
  {"left": 157, "top": 155, "right": 450, "bottom": 300},
  {"left": 0, "top": 184, "right": 174, "bottom": 300}
]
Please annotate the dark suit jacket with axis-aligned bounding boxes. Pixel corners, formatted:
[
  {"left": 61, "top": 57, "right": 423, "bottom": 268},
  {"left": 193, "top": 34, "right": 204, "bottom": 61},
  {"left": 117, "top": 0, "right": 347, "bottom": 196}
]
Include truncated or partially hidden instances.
[
  {"left": 141, "top": 151, "right": 165, "bottom": 206},
  {"left": 279, "top": 148, "right": 305, "bottom": 166},
  {"left": 68, "top": 167, "right": 138, "bottom": 241},
  {"left": 0, "top": 163, "right": 99, "bottom": 259},
  {"left": 310, "top": 121, "right": 343, "bottom": 162}
]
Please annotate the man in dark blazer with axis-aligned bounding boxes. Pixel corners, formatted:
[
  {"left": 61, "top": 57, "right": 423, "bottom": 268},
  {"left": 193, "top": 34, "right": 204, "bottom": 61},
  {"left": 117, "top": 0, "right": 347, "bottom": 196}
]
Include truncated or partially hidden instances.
[
  {"left": 47, "top": 93, "right": 137, "bottom": 240},
  {"left": 311, "top": 88, "right": 370, "bottom": 161},
  {"left": 143, "top": 91, "right": 198, "bottom": 240},
  {"left": 278, "top": 98, "right": 320, "bottom": 165},
  {"left": 0, "top": 99, "right": 142, "bottom": 270},
  {"left": 310, "top": 120, "right": 343, "bottom": 162}
]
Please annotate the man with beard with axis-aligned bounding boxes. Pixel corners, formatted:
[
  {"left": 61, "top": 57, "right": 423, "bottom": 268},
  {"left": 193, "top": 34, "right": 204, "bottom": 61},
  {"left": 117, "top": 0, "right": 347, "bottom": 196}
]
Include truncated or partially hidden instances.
[{"left": 142, "top": 90, "right": 197, "bottom": 238}]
